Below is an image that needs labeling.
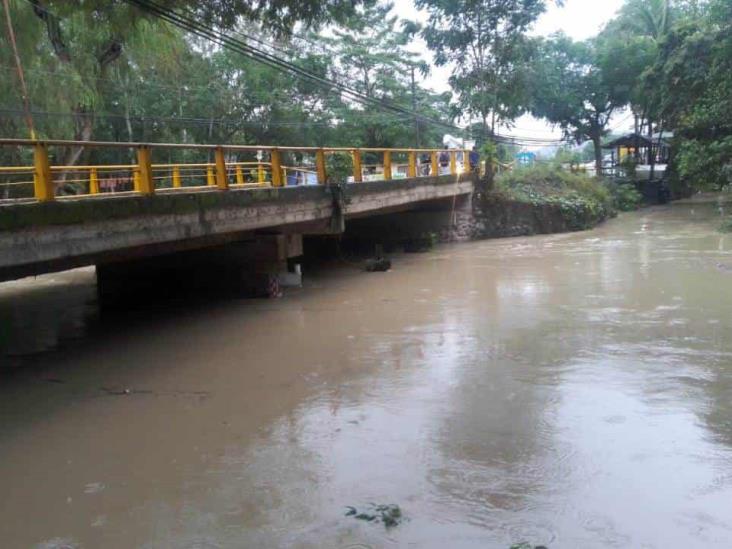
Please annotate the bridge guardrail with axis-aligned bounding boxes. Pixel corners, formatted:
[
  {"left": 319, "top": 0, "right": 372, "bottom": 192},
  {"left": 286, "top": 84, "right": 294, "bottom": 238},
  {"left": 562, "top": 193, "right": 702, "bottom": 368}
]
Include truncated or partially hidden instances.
[{"left": 0, "top": 139, "right": 472, "bottom": 203}]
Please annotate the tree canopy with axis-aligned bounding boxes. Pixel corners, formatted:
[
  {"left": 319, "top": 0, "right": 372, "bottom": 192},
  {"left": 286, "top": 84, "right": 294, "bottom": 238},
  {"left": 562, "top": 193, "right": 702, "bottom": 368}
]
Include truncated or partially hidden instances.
[{"left": 415, "top": 0, "right": 550, "bottom": 137}]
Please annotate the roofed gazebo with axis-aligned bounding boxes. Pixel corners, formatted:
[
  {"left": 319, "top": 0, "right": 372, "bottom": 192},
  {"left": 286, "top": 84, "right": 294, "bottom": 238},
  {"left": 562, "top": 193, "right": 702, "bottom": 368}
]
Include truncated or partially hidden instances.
[{"left": 602, "top": 133, "right": 653, "bottom": 170}]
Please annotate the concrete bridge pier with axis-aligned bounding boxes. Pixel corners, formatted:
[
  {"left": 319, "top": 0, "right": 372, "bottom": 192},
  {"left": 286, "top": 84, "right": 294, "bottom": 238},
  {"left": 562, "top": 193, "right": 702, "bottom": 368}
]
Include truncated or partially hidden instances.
[{"left": 96, "top": 233, "right": 304, "bottom": 305}]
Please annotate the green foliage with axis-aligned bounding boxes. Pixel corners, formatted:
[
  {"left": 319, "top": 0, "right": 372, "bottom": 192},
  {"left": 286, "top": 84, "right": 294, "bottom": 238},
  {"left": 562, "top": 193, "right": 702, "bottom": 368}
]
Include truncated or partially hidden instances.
[
  {"left": 676, "top": 137, "right": 732, "bottom": 190},
  {"left": 326, "top": 152, "right": 353, "bottom": 184},
  {"left": 619, "top": 155, "right": 638, "bottom": 178},
  {"left": 40, "top": 0, "right": 370, "bottom": 36},
  {"left": 594, "top": 0, "right": 732, "bottom": 191},
  {"left": 719, "top": 217, "right": 732, "bottom": 233},
  {"left": 319, "top": 2, "right": 449, "bottom": 148},
  {"left": 643, "top": 3, "right": 732, "bottom": 190},
  {"left": 496, "top": 164, "right": 614, "bottom": 229},
  {"left": 608, "top": 181, "right": 643, "bottom": 211},
  {"left": 1, "top": 0, "right": 449, "bottom": 178},
  {"left": 530, "top": 35, "right": 623, "bottom": 174},
  {"left": 416, "top": 0, "right": 548, "bottom": 135}
]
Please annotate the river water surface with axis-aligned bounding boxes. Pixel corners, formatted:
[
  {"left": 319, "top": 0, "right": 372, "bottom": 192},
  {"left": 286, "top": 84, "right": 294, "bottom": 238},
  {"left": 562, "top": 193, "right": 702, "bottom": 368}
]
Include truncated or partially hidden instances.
[{"left": 2, "top": 198, "right": 732, "bottom": 548}]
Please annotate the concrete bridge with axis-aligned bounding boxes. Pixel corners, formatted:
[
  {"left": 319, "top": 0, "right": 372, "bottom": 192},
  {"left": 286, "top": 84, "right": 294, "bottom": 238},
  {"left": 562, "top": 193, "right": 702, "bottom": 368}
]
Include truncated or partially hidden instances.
[{"left": 0, "top": 139, "right": 476, "bottom": 296}]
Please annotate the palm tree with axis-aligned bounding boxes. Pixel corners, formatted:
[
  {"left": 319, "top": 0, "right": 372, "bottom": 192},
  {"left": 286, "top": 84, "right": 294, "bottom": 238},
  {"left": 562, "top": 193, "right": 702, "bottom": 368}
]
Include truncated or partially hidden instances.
[{"left": 622, "top": 0, "right": 672, "bottom": 41}]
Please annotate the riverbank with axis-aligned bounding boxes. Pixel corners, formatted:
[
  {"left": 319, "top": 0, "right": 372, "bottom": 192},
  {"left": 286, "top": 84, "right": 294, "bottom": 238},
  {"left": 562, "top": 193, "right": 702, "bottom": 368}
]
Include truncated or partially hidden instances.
[{"left": 447, "top": 166, "right": 617, "bottom": 241}]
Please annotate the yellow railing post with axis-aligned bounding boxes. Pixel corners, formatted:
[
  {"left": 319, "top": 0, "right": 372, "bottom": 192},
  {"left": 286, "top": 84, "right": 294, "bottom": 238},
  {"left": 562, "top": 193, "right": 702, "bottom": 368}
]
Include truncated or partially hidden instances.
[
  {"left": 352, "top": 149, "right": 363, "bottom": 182},
  {"left": 172, "top": 165, "right": 181, "bottom": 188},
  {"left": 270, "top": 149, "right": 282, "bottom": 187},
  {"left": 258, "top": 162, "right": 265, "bottom": 185},
  {"left": 235, "top": 164, "right": 244, "bottom": 185},
  {"left": 431, "top": 151, "right": 438, "bottom": 176},
  {"left": 33, "top": 143, "right": 54, "bottom": 202},
  {"left": 383, "top": 150, "right": 392, "bottom": 180},
  {"left": 89, "top": 167, "right": 100, "bottom": 194},
  {"left": 315, "top": 148, "right": 327, "bottom": 184},
  {"left": 450, "top": 150, "right": 457, "bottom": 176},
  {"left": 408, "top": 150, "right": 417, "bottom": 178},
  {"left": 465, "top": 149, "right": 472, "bottom": 172},
  {"left": 206, "top": 165, "right": 215, "bottom": 186},
  {"left": 214, "top": 147, "right": 229, "bottom": 190},
  {"left": 135, "top": 146, "right": 154, "bottom": 195}
]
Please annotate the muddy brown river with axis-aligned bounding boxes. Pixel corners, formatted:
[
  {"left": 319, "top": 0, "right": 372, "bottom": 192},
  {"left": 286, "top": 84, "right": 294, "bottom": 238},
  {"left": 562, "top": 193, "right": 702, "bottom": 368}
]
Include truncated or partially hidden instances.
[{"left": 2, "top": 197, "right": 732, "bottom": 548}]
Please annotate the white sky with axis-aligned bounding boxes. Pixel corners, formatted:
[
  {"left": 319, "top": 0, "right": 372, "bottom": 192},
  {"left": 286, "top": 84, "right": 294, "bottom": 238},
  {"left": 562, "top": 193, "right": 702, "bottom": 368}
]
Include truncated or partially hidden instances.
[{"left": 395, "top": 0, "right": 631, "bottom": 146}]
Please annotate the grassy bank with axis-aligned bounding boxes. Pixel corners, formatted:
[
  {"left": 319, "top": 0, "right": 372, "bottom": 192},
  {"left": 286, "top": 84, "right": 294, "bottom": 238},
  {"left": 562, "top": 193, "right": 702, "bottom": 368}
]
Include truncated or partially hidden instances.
[{"left": 493, "top": 165, "right": 616, "bottom": 230}]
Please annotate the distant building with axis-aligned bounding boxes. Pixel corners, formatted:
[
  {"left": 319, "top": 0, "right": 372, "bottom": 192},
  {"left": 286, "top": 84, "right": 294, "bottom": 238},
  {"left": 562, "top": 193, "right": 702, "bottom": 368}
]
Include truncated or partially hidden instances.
[{"left": 602, "top": 132, "right": 672, "bottom": 178}]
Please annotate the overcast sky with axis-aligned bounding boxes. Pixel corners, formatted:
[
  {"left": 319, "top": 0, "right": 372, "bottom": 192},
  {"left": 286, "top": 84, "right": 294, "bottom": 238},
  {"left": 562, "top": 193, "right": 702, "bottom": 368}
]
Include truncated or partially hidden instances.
[{"left": 395, "top": 0, "right": 630, "bottom": 145}]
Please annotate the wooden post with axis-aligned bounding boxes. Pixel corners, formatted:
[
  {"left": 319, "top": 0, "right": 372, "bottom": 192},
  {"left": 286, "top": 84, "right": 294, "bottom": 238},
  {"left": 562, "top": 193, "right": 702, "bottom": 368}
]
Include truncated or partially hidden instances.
[
  {"left": 315, "top": 148, "right": 327, "bottom": 184},
  {"left": 33, "top": 143, "right": 54, "bottom": 202},
  {"left": 352, "top": 149, "right": 363, "bottom": 182},
  {"left": 135, "top": 146, "right": 154, "bottom": 195},
  {"left": 383, "top": 150, "right": 392, "bottom": 180},
  {"left": 214, "top": 147, "right": 229, "bottom": 190}
]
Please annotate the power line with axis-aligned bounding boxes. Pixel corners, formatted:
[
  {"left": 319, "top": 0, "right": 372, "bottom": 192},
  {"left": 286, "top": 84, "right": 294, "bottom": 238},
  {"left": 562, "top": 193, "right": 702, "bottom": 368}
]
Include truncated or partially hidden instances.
[
  {"left": 0, "top": 107, "right": 412, "bottom": 128},
  {"left": 123, "top": 0, "right": 564, "bottom": 146},
  {"left": 17, "top": 0, "right": 565, "bottom": 146}
]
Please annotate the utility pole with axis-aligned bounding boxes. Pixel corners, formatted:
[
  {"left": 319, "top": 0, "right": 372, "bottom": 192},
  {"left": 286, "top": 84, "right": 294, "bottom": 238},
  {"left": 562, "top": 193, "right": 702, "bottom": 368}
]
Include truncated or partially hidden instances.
[{"left": 410, "top": 65, "right": 420, "bottom": 148}]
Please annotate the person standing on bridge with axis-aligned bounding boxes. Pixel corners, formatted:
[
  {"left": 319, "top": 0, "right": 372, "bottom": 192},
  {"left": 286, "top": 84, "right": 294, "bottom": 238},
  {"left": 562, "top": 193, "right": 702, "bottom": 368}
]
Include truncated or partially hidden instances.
[
  {"left": 420, "top": 152, "right": 431, "bottom": 176},
  {"left": 469, "top": 146, "right": 480, "bottom": 173}
]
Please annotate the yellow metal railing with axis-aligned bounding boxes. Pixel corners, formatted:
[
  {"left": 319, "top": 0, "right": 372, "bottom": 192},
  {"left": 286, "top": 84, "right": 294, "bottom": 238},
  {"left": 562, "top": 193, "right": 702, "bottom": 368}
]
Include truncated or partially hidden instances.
[{"left": 0, "top": 139, "right": 473, "bottom": 203}]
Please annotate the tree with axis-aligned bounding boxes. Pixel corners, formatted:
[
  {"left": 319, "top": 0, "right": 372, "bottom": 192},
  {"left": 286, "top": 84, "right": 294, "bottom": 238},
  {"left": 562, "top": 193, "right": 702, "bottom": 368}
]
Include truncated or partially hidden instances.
[
  {"left": 643, "top": 0, "right": 732, "bottom": 188},
  {"left": 416, "top": 0, "right": 549, "bottom": 137},
  {"left": 315, "top": 2, "right": 448, "bottom": 148},
  {"left": 530, "top": 35, "right": 626, "bottom": 175},
  {"left": 1, "top": 0, "right": 451, "bottom": 189},
  {"left": 598, "top": 0, "right": 674, "bottom": 172},
  {"left": 1, "top": 0, "right": 373, "bottom": 165}
]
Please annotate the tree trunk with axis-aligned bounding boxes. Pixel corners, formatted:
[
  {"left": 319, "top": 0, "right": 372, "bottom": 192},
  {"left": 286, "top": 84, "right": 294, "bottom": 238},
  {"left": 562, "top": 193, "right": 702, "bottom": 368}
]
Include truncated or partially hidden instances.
[
  {"left": 124, "top": 96, "right": 134, "bottom": 143},
  {"left": 648, "top": 118, "right": 655, "bottom": 180},
  {"left": 58, "top": 104, "right": 95, "bottom": 177},
  {"left": 592, "top": 133, "right": 603, "bottom": 177}
]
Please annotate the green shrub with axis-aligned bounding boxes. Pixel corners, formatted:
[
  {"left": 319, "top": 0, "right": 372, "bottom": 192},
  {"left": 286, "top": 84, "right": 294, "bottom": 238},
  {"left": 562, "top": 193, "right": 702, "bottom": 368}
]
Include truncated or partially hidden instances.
[
  {"left": 608, "top": 182, "right": 643, "bottom": 211},
  {"left": 326, "top": 152, "right": 353, "bottom": 184},
  {"left": 496, "top": 164, "right": 612, "bottom": 206},
  {"left": 719, "top": 217, "right": 732, "bottom": 233},
  {"left": 495, "top": 164, "right": 615, "bottom": 229}
]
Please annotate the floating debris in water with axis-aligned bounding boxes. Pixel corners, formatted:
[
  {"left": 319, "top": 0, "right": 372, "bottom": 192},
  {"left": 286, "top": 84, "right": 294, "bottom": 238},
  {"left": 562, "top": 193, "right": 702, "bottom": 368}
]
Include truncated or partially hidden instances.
[
  {"left": 510, "top": 543, "right": 548, "bottom": 549},
  {"left": 345, "top": 504, "right": 404, "bottom": 527},
  {"left": 365, "top": 258, "right": 392, "bottom": 272}
]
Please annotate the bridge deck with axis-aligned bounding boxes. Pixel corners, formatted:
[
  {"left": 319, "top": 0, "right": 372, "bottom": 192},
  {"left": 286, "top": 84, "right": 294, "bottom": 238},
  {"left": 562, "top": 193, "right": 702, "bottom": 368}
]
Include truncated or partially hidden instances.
[{"left": 0, "top": 173, "right": 475, "bottom": 281}]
